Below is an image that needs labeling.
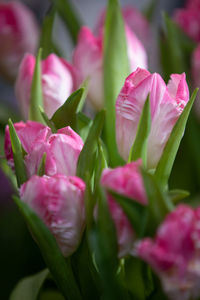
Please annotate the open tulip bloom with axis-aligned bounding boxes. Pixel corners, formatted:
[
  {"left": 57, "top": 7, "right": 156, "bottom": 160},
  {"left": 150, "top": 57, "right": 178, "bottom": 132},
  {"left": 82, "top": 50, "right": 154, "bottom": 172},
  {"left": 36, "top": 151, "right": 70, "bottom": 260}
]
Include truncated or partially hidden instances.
[{"left": 2, "top": 0, "right": 200, "bottom": 299}]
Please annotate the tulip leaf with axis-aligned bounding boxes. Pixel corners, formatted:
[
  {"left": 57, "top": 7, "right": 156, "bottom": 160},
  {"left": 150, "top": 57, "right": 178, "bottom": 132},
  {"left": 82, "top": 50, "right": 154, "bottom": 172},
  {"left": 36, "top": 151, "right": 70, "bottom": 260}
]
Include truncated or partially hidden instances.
[
  {"left": 124, "top": 257, "right": 154, "bottom": 300},
  {"left": 128, "top": 95, "right": 151, "bottom": 167},
  {"left": 109, "top": 190, "right": 147, "bottom": 237},
  {"left": 10, "top": 269, "right": 49, "bottom": 300},
  {"left": 160, "top": 13, "right": 195, "bottom": 81},
  {"left": 104, "top": 0, "right": 129, "bottom": 167},
  {"left": 88, "top": 187, "right": 129, "bottom": 300},
  {"left": 40, "top": 8, "right": 61, "bottom": 59},
  {"left": 77, "top": 112, "right": 92, "bottom": 142},
  {"left": 37, "top": 153, "right": 47, "bottom": 176},
  {"left": 13, "top": 196, "right": 82, "bottom": 300},
  {"left": 142, "top": 170, "right": 174, "bottom": 235},
  {"left": 51, "top": 88, "right": 85, "bottom": 130},
  {"left": 51, "top": 0, "right": 82, "bottom": 44},
  {"left": 155, "top": 89, "right": 198, "bottom": 188},
  {"left": 39, "top": 106, "right": 57, "bottom": 133},
  {"left": 77, "top": 110, "right": 105, "bottom": 181},
  {"left": 168, "top": 189, "right": 190, "bottom": 203},
  {"left": 8, "top": 119, "right": 27, "bottom": 187},
  {"left": 29, "top": 49, "right": 44, "bottom": 123}
]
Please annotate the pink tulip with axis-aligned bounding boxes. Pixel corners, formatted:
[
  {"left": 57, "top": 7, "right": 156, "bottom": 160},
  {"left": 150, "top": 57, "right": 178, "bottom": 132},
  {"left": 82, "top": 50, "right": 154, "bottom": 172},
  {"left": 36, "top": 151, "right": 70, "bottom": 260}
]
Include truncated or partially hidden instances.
[
  {"left": 192, "top": 44, "right": 200, "bottom": 115},
  {"left": 136, "top": 204, "right": 200, "bottom": 300},
  {"left": 20, "top": 174, "right": 85, "bottom": 256},
  {"left": 15, "top": 53, "right": 76, "bottom": 119},
  {"left": 101, "top": 160, "right": 147, "bottom": 257},
  {"left": 73, "top": 26, "right": 147, "bottom": 110},
  {"left": 4, "top": 121, "right": 50, "bottom": 169},
  {"left": 4, "top": 121, "right": 83, "bottom": 177},
  {"left": 96, "top": 5, "right": 150, "bottom": 49},
  {"left": 174, "top": 8, "right": 200, "bottom": 42},
  {"left": 116, "top": 68, "right": 189, "bottom": 169},
  {"left": 0, "top": 1, "right": 39, "bottom": 81}
]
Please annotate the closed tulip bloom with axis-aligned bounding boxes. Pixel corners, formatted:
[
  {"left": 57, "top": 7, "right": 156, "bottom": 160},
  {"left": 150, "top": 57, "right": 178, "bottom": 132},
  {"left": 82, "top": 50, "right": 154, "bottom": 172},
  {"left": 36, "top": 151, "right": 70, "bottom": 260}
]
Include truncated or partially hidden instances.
[
  {"left": 15, "top": 53, "right": 76, "bottom": 119},
  {"left": 136, "top": 205, "right": 200, "bottom": 300},
  {"left": 174, "top": 8, "right": 200, "bottom": 42},
  {"left": 20, "top": 174, "right": 85, "bottom": 256},
  {"left": 101, "top": 160, "right": 147, "bottom": 257},
  {"left": 4, "top": 121, "right": 83, "bottom": 178},
  {"left": 116, "top": 68, "right": 189, "bottom": 169},
  {"left": 73, "top": 26, "right": 147, "bottom": 110},
  {"left": 97, "top": 5, "right": 150, "bottom": 49},
  {"left": 4, "top": 121, "right": 50, "bottom": 169},
  {"left": 0, "top": 1, "right": 39, "bottom": 81}
]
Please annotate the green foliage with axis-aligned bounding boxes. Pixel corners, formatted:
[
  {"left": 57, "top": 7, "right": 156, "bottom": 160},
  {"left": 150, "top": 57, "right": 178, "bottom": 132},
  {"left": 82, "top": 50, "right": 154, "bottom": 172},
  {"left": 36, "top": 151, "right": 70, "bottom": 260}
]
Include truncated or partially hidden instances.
[
  {"left": 128, "top": 95, "right": 151, "bottom": 167},
  {"left": 51, "top": 88, "right": 85, "bottom": 130},
  {"left": 155, "top": 89, "right": 198, "bottom": 188},
  {"left": 10, "top": 269, "right": 49, "bottom": 300},
  {"left": 77, "top": 110, "right": 105, "bottom": 181},
  {"left": 103, "top": 0, "right": 129, "bottom": 166},
  {"left": 29, "top": 49, "right": 44, "bottom": 123},
  {"left": 8, "top": 119, "right": 27, "bottom": 187},
  {"left": 13, "top": 197, "right": 82, "bottom": 300}
]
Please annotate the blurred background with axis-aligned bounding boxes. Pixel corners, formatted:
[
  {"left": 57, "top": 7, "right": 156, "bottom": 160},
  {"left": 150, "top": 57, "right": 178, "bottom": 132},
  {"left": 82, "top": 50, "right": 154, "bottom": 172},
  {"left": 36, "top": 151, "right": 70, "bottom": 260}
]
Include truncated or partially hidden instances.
[{"left": 0, "top": 0, "right": 187, "bottom": 298}]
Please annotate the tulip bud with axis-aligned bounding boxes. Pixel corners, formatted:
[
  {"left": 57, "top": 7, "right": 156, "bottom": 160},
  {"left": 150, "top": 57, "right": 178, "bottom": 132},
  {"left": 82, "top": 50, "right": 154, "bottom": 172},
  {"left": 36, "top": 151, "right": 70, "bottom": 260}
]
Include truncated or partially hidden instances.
[
  {"left": 73, "top": 26, "right": 147, "bottom": 110},
  {"left": 4, "top": 121, "right": 50, "bottom": 170},
  {"left": 173, "top": 6, "right": 200, "bottom": 42},
  {"left": 20, "top": 174, "right": 85, "bottom": 256},
  {"left": 136, "top": 204, "right": 200, "bottom": 300},
  {"left": 15, "top": 54, "right": 76, "bottom": 119},
  {"left": 101, "top": 161, "right": 147, "bottom": 257},
  {"left": 191, "top": 44, "right": 200, "bottom": 116},
  {"left": 0, "top": 2, "right": 39, "bottom": 81},
  {"left": 116, "top": 68, "right": 189, "bottom": 169},
  {"left": 4, "top": 121, "right": 83, "bottom": 177}
]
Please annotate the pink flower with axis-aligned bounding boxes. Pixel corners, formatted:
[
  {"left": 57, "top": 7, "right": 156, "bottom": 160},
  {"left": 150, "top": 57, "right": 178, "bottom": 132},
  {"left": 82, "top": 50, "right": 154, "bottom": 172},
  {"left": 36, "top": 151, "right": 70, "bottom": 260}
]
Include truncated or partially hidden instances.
[
  {"left": 15, "top": 53, "right": 76, "bottom": 119},
  {"left": 4, "top": 121, "right": 83, "bottom": 177},
  {"left": 4, "top": 121, "right": 49, "bottom": 169},
  {"left": 73, "top": 26, "right": 147, "bottom": 110},
  {"left": 0, "top": 1, "right": 39, "bottom": 81},
  {"left": 101, "top": 160, "right": 147, "bottom": 257},
  {"left": 116, "top": 68, "right": 189, "bottom": 168},
  {"left": 174, "top": 8, "right": 200, "bottom": 42},
  {"left": 191, "top": 44, "right": 200, "bottom": 115},
  {"left": 96, "top": 5, "right": 150, "bottom": 49},
  {"left": 136, "top": 205, "right": 200, "bottom": 300},
  {"left": 20, "top": 174, "right": 85, "bottom": 257}
]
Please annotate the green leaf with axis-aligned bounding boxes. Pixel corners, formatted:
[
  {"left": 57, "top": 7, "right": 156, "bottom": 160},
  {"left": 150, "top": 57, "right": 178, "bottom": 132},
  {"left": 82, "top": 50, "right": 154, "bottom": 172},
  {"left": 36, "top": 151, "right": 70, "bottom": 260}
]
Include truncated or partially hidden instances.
[
  {"left": 88, "top": 187, "right": 129, "bottom": 300},
  {"left": 155, "top": 89, "right": 198, "bottom": 188},
  {"left": 76, "top": 112, "right": 92, "bottom": 142},
  {"left": 103, "top": 0, "right": 129, "bottom": 167},
  {"left": 39, "top": 106, "right": 57, "bottom": 133},
  {"left": 51, "top": 88, "right": 85, "bottom": 130},
  {"left": 37, "top": 153, "right": 47, "bottom": 176},
  {"left": 160, "top": 13, "right": 196, "bottom": 81},
  {"left": 168, "top": 189, "right": 190, "bottom": 203},
  {"left": 128, "top": 95, "right": 151, "bottom": 167},
  {"left": 77, "top": 110, "right": 105, "bottom": 181},
  {"left": 71, "top": 236, "right": 100, "bottom": 300},
  {"left": 8, "top": 119, "right": 27, "bottom": 187},
  {"left": 142, "top": 170, "right": 173, "bottom": 235},
  {"left": 110, "top": 191, "right": 147, "bottom": 237},
  {"left": 29, "top": 49, "right": 44, "bottom": 123},
  {"left": 10, "top": 269, "right": 49, "bottom": 300},
  {"left": 13, "top": 196, "right": 82, "bottom": 300},
  {"left": 51, "top": 0, "right": 81, "bottom": 44},
  {"left": 40, "top": 8, "right": 60, "bottom": 59},
  {"left": 124, "top": 258, "right": 154, "bottom": 300},
  {"left": 143, "top": 0, "right": 159, "bottom": 22}
]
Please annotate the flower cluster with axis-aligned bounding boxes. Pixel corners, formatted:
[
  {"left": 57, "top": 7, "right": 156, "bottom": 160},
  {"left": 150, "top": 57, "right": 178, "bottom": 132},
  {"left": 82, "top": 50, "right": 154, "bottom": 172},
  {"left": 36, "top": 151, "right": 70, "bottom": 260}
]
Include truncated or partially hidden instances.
[{"left": 2, "top": 1, "right": 200, "bottom": 300}]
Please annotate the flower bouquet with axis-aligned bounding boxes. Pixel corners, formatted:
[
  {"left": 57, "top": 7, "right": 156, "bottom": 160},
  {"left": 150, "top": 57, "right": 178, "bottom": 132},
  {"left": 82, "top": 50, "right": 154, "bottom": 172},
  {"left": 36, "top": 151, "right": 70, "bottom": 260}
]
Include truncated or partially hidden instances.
[{"left": 1, "top": 0, "right": 200, "bottom": 299}]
